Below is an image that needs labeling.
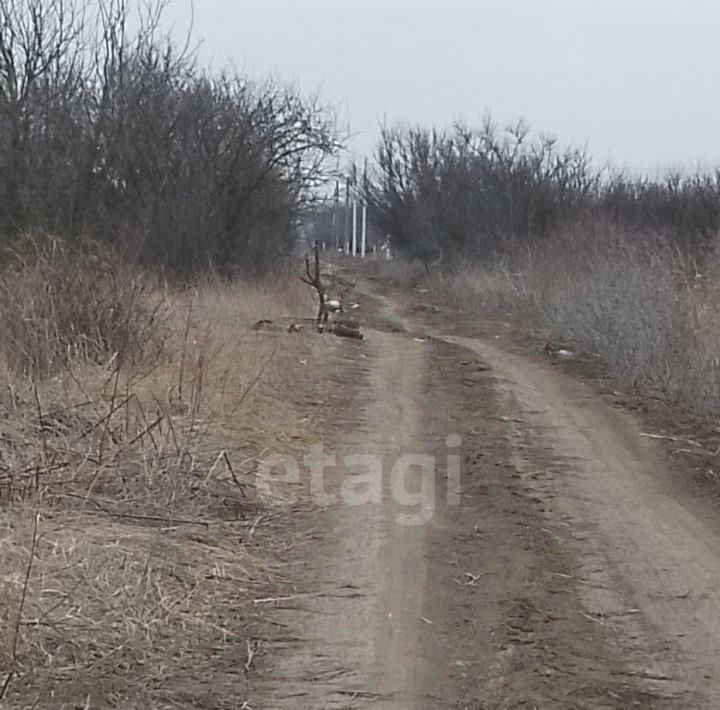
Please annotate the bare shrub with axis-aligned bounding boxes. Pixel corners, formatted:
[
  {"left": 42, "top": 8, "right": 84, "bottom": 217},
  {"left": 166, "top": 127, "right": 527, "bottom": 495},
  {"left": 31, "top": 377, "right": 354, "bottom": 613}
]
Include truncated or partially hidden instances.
[
  {"left": 535, "top": 225, "right": 700, "bottom": 394},
  {"left": 0, "top": 236, "right": 168, "bottom": 379},
  {"left": 367, "top": 119, "right": 596, "bottom": 268},
  {"left": 367, "top": 119, "right": 720, "bottom": 267},
  {"left": 0, "top": 0, "right": 341, "bottom": 276},
  {"left": 439, "top": 221, "right": 720, "bottom": 412},
  {"left": 435, "top": 249, "right": 536, "bottom": 316}
]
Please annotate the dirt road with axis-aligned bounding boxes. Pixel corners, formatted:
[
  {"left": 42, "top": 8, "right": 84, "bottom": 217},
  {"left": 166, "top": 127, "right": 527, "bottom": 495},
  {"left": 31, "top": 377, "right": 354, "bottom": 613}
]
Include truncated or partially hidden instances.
[
  {"left": 256, "top": 330, "right": 455, "bottom": 708},
  {"left": 253, "top": 279, "right": 720, "bottom": 709},
  {"left": 446, "top": 335, "right": 720, "bottom": 706}
]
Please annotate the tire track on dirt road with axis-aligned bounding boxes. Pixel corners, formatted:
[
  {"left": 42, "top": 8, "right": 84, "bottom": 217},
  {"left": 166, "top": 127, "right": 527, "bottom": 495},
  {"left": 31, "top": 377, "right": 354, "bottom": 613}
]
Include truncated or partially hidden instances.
[
  {"left": 441, "top": 334, "right": 720, "bottom": 707},
  {"left": 253, "top": 279, "right": 707, "bottom": 709},
  {"left": 256, "top": 330, "right": 449, "bottom": 708}
]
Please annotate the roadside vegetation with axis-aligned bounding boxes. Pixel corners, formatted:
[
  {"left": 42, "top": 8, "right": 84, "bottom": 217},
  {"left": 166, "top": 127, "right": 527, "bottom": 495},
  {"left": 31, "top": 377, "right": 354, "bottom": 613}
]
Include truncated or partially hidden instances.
[
  {"left": 3, "top": 0, "right": 719, "bottom": 703},
  {"left": 0, "top": 0, "right": 339, "bottom": 276},
  {"left": 0, "top": 238, "right": 328, "bottom": 707},
  {"left": 0, "top": 1, "right": 340, "bottom": 706},
  {"left": 366, "top": 120, "right": 720, "bottom": 414}
]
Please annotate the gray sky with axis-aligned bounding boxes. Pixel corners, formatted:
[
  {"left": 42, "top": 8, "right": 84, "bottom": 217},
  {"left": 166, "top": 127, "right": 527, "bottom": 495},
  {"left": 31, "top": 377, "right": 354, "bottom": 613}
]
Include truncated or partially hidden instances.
[{"left": 165, "top": 0, "right": 720, "bottom": 172}]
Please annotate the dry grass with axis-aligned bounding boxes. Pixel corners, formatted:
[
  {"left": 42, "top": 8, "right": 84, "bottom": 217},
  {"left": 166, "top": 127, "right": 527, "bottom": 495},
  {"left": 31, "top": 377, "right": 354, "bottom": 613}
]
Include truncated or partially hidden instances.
[
  {"left": 350, "top": 253, "right": 425, "bottom": 286},
  {"left": 0, "top": 251, "right": 333, "bottom": 708},
  {"left": 436, "top": 253, "right": 535, "bottom": 316},
  {"left": 0, "top": 237, "right": 168, "bottom": 380},
  {"left": 432, "top": 222, "right": 720, "bottom": 412}
]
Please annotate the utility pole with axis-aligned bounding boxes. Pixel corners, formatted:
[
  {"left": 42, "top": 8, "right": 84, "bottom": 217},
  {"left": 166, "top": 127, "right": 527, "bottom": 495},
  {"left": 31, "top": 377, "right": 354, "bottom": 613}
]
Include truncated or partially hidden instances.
[
  {"left": 332, "top": 181, "right": 340, "bottom": 251},
  {"left": 344, "top": 177, "right": 351, "bottom": 254},
  {"left": 351, "top": 164, "right": 358, "bottom": 257},
  {"left": 361, "top": 203, "right": 367, "bottom": 258},
  {"left": 361, "top": 159, "right": 368, "bottom": 258},
  {"left": 352, "top": 199, "right": 358, "bottom": 257}
]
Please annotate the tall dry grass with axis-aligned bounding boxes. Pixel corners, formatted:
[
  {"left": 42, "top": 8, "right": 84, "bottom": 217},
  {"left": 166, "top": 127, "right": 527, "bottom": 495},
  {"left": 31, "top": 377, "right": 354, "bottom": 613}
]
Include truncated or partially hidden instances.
[
  {"left": 0, "top": 242, "right": 326, "bottom": 708},
  {"left": 435, "top": 222, "right": 720, "bottom": 412},
  {"left": 0, "top": 237, "right": 168, "bottom": 380}
]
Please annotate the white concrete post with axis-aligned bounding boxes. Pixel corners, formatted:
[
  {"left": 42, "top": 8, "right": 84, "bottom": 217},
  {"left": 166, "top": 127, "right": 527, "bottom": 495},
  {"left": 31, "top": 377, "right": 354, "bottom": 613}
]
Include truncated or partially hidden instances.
[
  {"left": 361, "top": 202, "right": 367, "bottom": 258},
  {"left": 352, "top": 200, "right": 358, "bottom": 257}
]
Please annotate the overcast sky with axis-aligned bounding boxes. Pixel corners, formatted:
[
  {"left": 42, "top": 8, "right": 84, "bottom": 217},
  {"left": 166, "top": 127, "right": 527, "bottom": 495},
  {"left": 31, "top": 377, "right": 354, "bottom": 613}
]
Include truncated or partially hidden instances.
[{"left": 164, "top": 0, "right": 719, "bottom": 173}]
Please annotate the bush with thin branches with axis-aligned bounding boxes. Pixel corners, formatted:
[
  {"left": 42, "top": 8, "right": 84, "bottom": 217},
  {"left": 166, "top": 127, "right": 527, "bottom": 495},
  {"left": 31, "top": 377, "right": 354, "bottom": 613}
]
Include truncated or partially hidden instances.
[
  {"left": 437, "top": 221, "right": 720, "bottom": 411},
  {"left": 0, "top": 236, "right": 167, "bottom": 379},
  {"left": 0, "top": 0, "right": 341, "bottom": 276}
]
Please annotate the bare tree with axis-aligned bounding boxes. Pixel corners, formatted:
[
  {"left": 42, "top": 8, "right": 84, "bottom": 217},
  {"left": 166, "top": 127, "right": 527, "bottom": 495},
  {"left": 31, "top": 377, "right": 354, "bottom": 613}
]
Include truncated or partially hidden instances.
[
  {"left": 0, "top": 0, "right": 343, "bottom": 275},
  {"left": 367, "top": 119, "right": 597, "bottom": 268}
]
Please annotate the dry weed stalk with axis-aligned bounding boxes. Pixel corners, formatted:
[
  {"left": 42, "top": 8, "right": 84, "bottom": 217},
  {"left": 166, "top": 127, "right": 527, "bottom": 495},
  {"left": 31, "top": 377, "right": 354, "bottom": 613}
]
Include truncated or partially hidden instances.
[
  {"left": 0, "top": 260, "right": 327, "bottom": 708},
  {"left": 0, "top": 236, "right": 168, "bottom": 380},
  {"left": 429, "top": 221, "right": 720, "bottom": 412}
]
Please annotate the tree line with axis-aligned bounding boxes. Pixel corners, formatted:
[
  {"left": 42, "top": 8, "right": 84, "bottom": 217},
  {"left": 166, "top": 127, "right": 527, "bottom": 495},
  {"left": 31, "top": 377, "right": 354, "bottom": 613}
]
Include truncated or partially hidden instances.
[
  {"left": 0, "top": 0, "right": 342, "bottom": 276},
  {"left": 366, "top": 118, "right": 720, "bottom": 267}
]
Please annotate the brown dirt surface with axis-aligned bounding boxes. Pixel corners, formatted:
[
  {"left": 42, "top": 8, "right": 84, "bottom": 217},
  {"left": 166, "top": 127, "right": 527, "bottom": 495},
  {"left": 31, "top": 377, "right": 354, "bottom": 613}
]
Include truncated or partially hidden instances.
[{"left": 249, "top": 266, "right": 720, "bottom": 709}]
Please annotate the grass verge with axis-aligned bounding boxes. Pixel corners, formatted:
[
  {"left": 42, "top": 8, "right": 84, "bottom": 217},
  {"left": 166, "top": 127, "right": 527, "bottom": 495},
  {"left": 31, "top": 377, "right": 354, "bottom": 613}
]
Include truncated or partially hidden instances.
[
  {"left": 0, "top": 244, "right": 331, "bottom": 709},
  {"left": 430, "top": 222, "right": 720, "bottom": 413}
]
